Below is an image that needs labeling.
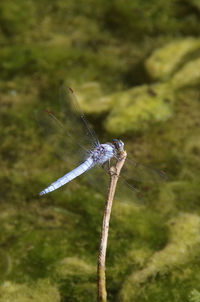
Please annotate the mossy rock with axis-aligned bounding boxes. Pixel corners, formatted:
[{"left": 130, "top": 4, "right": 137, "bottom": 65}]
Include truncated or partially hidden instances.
[
  {"left": 0, "top": 279, "right": 60, "bottom": 302},
  {"left": 55, "top": 257, "right": 96, "bottom": 281},
  {"left": 189, "top": 289, "right": 200, "bottom": 302},
  {"left": 72, "top": 82, "right": 112, "bottom": 114},
  {"left": 104, "top": 83, "right": 174, "bottom": 135},
  {"left": 54, "top": 257, "right": 96, "bottom": 302},
  {"left": 171, "top": 57, "right": 200, "bottom": 89},
  {"left": 145, "top": 38, "right": 200, "bottom": 80},
  {"left": 118, "top": 213, "right": 200, "bottom": 302}
]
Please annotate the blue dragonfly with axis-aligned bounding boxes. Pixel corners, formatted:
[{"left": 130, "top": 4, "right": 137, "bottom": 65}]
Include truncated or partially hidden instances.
[{"left": 36, "top": 87, "right": 167, "bottom": 198}]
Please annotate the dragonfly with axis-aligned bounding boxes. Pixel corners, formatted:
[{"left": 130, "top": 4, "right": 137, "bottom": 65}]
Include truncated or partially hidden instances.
[{"left": 36, "top": 86, "right": 167, "bottom": 198}]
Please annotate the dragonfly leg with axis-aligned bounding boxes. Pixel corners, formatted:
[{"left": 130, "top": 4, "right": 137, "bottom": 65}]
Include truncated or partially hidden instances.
[
  {"left": 114, "top": 154, "right": 122, "bottom": 162},
  {"left": 108, "top": 159, "right": 118, "bottom": 177},
  {"left": 102, "top": 160, "right": 118, "bottom": 177},
  {"left": 102, "top": 159, "right": 112, "bottom": 172},
  {"left": 108, "top": 160, "right": 118, "bottom": 177}
]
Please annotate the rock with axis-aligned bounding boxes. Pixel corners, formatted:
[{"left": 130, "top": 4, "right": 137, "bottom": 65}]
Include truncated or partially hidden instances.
[
  {"left": 104, "top": 83, "right": 174, "bottom": 135},
  {"left": 74, "top": 82, "right": 113, "bottom": 114},
  {"left": 171, "top": 57, "right": 200, "bottom": 89},
  {"left": 119, "top": 213, "right": 200, "bottom": 302},
  {"left": 145, "top": 38, "right": 200, "bottom": 80}
]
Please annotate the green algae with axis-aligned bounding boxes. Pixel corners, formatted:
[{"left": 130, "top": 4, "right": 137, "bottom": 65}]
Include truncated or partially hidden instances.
[
  {"left": 0, "top": 279, "right": 60, "bottom": 302},
  {"left": 54, "top": 257, "right": 96, "bottom": 301},
  {"left": 119, "top": 213, "right": 200, "bottom": 302},
  {"left": 171, "top": 58, "right": 200, "bottom": 89},
  {"left": 145, "top": 38, "right": 200, "bottom": 80},
  {"left": 1, "top": 83, "right": 200, "bottom": 301},
  {"left": 1, "top": 1, "right": 200, "bottom": 302},
  {"left": 189, "top": 289, "right": 200, "bottom": 302},
  {"left": 73, "top": 82, "right": 113, "bottom": 114},
  {"left": 104, "top": 83, "right": 174, "bottom": 135}
]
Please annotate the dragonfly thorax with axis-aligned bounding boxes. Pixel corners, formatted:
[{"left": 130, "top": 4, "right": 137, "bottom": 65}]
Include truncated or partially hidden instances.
[{"left": 90, "top": 143, "right": 115, "bottom": 165}]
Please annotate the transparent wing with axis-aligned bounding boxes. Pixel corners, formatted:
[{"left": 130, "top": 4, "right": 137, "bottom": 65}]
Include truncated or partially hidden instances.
[
  {"left": 71, "top": 155, "right": 166, "bottom": 202},
  {"left": 35, "top": 86, "right": 100, "bottom": 166},
  {"left": 115, "top": 177, "right": 143, "bottom": 203},
  {"left": 83, "top": 165, "right": 143, "bottom": 204},
  {"left": 81, "top": 165, "right": 110, "bottom": 197},
  {"left": 59, "top": 86, "right": 100, "bottom": 150},
  {"left": 35, "top": 109, "right": 88, "bottom": 166},
  {"left": 120, "top": 156, "right": 167, "bottom": 184}
]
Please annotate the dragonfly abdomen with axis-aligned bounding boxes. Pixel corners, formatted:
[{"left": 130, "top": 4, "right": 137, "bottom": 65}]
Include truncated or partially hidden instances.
[{"left": 39, "top": 157, "right": 94, "bottom": 196}]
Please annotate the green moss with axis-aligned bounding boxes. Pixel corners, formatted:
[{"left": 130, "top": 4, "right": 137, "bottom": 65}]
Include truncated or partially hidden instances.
[
  {"left": 0, "top": 279, "right": 60, "bottom": 302},
  {"left": 171, "top": 58, "right": 200, "bottom": 89},
  {"left": 0, "top": 0, "right": 37, "bottom": 39},
  {"left": 189, "top": 289, "right": 200, "bottom": 302},
  {"left": 119, "top": 214, "right": 200, "bottom": 302},
  {"left": 145, "top": 38, "right": 200, "bottom": 80},
  {"left": 54, "top": 257, "right": 96, "bottom": 301},
  {"left": 104, "top": 83, "right": 174, "bottom": 134},
  {"left": 1, "top": 1, "right": 200, "bottom": 301},
  {"left": 73, "top": 82, "right": 113, "bottom": 114}
]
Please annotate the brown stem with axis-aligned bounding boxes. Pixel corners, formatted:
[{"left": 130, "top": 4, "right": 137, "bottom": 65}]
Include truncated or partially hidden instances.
[{"left": 97, "top": 150, "right": 127, "bottom": 302}]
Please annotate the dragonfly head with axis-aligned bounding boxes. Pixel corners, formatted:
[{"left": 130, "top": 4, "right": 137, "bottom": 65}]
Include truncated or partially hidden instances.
[{"left": 113, "top": 139, "right": 124, "bottom": 152}]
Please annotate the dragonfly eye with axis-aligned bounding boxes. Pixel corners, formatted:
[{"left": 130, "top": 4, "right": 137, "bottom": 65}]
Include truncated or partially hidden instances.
[{"left": 113, "top": 139, "right": 124, "bottom": 152}]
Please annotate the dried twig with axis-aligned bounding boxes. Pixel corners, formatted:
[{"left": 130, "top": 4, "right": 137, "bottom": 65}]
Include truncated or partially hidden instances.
[{"left": 97, "top": 150, "right": 127, "bottom": 302}]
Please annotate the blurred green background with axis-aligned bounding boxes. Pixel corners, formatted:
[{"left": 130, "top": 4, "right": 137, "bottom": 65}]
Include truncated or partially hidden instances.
[{"left": 1, "top": 0, "right": 200, "bottom": 301}]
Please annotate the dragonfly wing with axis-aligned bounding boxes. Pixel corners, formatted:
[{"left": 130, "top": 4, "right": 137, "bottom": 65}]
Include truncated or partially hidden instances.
[
  {"left": 81, "top": 164, "right": 110, "bottom": 197},
  {"left": 102, "top": 157, "right": 167, "bottom": 203},
  {"left": 115, "top": 177, "right": 143, "bottom": 203},
  {"left": 83, "top": 165, "right": 142, "bottom": 203},
  {"left": 36, "top": 86, "right": 99, "bottom": 165},
  {"left": 59, "top": 86, "right": 100, "bottom": 150},
  {"left": 121, "top": 157, "right": 167, "bottom": 184},
  {"left": 35, "top": 109, "right": 87, "bottom": 166}
]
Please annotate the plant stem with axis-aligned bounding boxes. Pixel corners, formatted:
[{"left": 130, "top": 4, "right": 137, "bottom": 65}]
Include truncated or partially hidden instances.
[{"left": 97, "top": 150, "right": 127, "bottom": 302}]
